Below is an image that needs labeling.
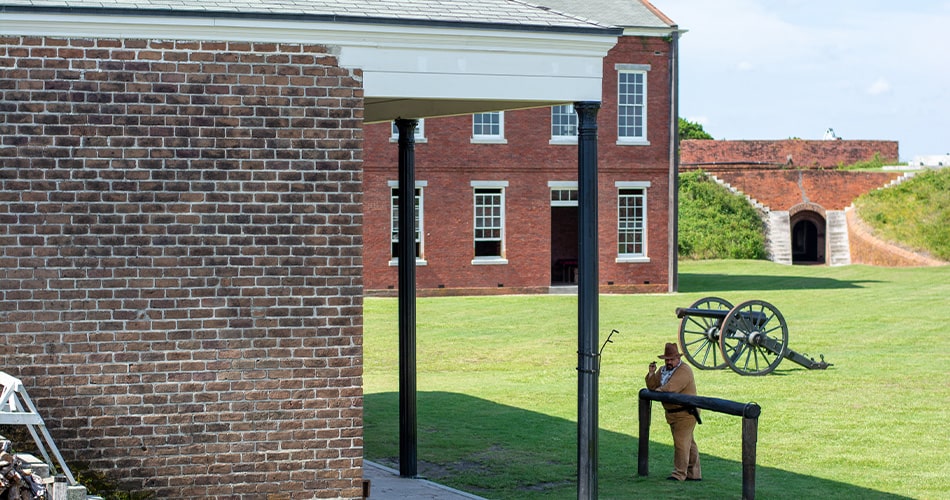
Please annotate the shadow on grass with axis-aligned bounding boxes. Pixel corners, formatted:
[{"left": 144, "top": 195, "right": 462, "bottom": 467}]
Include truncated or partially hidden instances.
[
  {"left": 678, "top": 273, "right": 881, "bottom": 293},
  {"left": 365, "top": 391, "right": 909, "bottom": 500}
]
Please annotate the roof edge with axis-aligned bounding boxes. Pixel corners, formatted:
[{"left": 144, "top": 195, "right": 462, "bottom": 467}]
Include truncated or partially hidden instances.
[
  {"left": 638, "top": 0, "right": 676, "bottom": 27},
  {"left": 0, "top": 4, "right": 624, "bottom": 37}
]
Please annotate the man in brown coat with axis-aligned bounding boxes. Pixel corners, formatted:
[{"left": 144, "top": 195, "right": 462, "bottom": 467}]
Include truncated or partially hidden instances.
[{"left": 645, "top": 342, "right": 702, "bottom": 482}]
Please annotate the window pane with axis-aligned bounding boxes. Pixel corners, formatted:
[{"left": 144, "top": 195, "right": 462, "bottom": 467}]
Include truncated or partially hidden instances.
[
  {"left": 473, "top": 112, "right": 501, "bottom": 137},
  {"left": 391, "top": 187, "right": 422, "bottom": 259},
  {"left": 551, "top": 104, "right": 577, "bottom": 137},
  {"left": 391, "top": 119, "right": 425, "bottom": 139},
  {"left": 473, "top": 187, "right": 504, "bottom": 257},
  {"left": 618, "top": 72, "right": 646, "bottom": 139},
  {"left": 550, "top": 187, "right": 578, "bottom": 206},
  {"left": 618, "top": 187, "right": 646, "bottom": 256}
]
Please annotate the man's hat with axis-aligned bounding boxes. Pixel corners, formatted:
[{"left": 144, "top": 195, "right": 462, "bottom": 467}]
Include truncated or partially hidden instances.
[{"left": 658, "top": 342, "right": 682, "bottom": 359}]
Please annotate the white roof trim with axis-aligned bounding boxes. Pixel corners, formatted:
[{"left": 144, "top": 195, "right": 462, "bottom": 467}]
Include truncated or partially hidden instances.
[{"left": 1, "top": 12, "right": 617, "bottom": 122}]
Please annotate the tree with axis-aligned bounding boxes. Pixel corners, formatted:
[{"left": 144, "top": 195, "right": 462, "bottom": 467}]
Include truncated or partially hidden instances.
[{"left": 678, "top": 118, "right": 713, "bottom": 140}]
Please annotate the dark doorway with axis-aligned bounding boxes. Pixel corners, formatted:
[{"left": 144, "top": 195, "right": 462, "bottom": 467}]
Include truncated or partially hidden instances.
[
  {"left": 791, "top": 218, "right": 824, "bottom": 264},
  {"left": 551, "top": 206, "right": 578, "bottom": 284}
]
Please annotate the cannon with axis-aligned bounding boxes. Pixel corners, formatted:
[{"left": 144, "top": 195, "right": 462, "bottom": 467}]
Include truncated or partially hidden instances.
[{"left": 675, "top": 297, "right": 832, "bottom": 376}]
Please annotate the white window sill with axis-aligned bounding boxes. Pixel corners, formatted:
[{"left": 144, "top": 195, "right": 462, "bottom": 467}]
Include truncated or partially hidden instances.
[
  {"left": 470, "top": 137, "right": 508, "bottom": 144},
  {"left": 471, "top": 257, "right": 508, "bottom": 265},
  {"left": 389, "top": 259, "right": 428, "bottom": 266},
  {"left": 616, "top": 256, "right": 650, "bottom": 263},
  {"left": 389, "top": 137, "right": 428, "bottom": 143},
  {"left": 616, "top": 139, "right": 650, "bottom": 146},
  {"left": 549, "top": 137, "right": 578, "bottom": 145}
]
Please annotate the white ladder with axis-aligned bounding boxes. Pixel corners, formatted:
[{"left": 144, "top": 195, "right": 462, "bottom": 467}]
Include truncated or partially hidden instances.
[{"left": 0, "top": 371, "right": 76, "bottom": 484}]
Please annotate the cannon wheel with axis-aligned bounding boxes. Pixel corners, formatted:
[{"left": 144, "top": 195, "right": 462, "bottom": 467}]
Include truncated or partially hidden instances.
[
  {"left": 678, "top": 296, "right": 733, "bottom": 370},
  {"left": 719, "top": 299, "right": 789, "bottom": 376}
]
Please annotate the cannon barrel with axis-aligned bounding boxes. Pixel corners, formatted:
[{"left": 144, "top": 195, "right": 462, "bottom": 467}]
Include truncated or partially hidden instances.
[
  {"left": 676, "top": 306, "right": 728, "bottom": 319},
  {"left": 676, "top": 306, "right": 768, "bottom": 325}
]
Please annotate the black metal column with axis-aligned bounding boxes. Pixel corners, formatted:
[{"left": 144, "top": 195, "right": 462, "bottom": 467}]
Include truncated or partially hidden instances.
[
  {"left": 395, "top": 118, "right": 418, "bottom": 478},
  {"left": 668, "top": 28, "right": 681, "bottom": 293},
  {"left": 574, "top": 101, "right": 600, "bottom": 500}
]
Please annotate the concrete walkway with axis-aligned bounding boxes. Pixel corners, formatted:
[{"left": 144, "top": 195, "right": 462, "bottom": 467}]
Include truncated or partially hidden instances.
[{"left": 363, "top": 461, "right": 486, "bottom": 500}]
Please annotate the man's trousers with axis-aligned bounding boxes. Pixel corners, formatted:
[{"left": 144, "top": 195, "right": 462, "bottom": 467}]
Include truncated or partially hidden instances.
[{"left": 666, "top": 411, "right": 701, "bottom": 481}]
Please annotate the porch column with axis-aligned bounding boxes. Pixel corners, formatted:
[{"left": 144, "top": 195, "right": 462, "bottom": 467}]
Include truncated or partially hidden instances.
[
  {"left": 574, "top": 101, "right": 600, "bottom": 500},
  {"left": 669, "top": 28, "right": 681, "bottom": 292},
  {"left": 395, "top": 118, "right": 419, "bottom": 478}
]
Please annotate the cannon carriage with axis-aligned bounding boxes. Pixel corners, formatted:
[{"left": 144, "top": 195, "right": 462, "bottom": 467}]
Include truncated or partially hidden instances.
[{"left": 675, "top": 297, "right": 832, "bottom": 376}]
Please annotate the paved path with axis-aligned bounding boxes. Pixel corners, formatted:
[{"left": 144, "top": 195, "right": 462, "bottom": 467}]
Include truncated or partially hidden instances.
[{"left": 363, "top": 461, "right": 486, "bottom": 500}]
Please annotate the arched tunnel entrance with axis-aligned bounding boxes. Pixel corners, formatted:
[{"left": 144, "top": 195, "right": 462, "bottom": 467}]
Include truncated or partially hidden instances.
[{"left": 790, "top": 210, "right": 826, "bottom": 264}]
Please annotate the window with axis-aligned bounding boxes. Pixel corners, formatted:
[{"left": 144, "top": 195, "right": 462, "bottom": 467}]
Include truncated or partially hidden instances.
[
  {"left": 616, "top": 181, "right": 651, "bottom": 262},
  {"left": 617, "top": 65, "right": 649, "bottom": 144},
  {"left": 472, "top": 181, "right": 508, "bottom": 264},
  {"left": 471, "top": 112, "right": 506, "bottom": 143},
  {"left": 390, "top": 119, "right": 426, "bottom": 142},
  {"left": 389, "top": 181, "right": 426, "bottom": 264},
  {"left": 550, "top": 104, "right": 577, "bottom": 143},
  {"left": 550, "top": 186, "right": 578, "bottom": 207}
]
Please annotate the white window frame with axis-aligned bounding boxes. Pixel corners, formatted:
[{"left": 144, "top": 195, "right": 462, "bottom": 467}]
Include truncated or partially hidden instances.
[
  {"left": 471, "top": 180, "right": 508, "bottom": 264},
  {"left": 471, "top": 112, "right": 507, "bottom": 144},
  {"left": 550, "top": 104, "right": 578, "bottom": 145},
  {"left": 549, "top": 181, "right": 578, "bottom": 207},
  {"left": 390, "top": 119, "right": 426, "bottom": 143},
  {"left": 388, "top": 180, "right": 427, "bottom": 266},
  {"left": 616, "top": 64, "right": 650, "bottom": 146},
  {"left": 616, "top": 181, "right": 651, "bottom": 263}
]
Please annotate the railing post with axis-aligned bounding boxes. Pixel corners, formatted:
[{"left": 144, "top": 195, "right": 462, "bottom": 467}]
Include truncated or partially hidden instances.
[
  {"left": 637, "top": 394, "right": 651, "bottom": 476},
  {"left": 742, "top": 416, "right": 758, "bottom": 500},
  {"left": 638, "top": 389, "right": 760, "bottom": 498}
]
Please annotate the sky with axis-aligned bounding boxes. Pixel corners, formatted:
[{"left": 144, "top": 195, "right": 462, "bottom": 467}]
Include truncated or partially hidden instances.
[{"left": 649, "top": 0, "right": 950, "bottom": 161}]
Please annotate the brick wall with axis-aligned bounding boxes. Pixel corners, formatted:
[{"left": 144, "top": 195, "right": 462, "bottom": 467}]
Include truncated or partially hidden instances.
[
  {"left": 710, "top": 170, "right": 902, "bottom": 211},
  {"left": 0, "top": 36, "right": 365, "bottom": 499},
  {"left": 681, "top": 139, "right": 899, "bottom": 169},
  {"left": 362, "top": 35, "right": 673, "bottom": 295}
]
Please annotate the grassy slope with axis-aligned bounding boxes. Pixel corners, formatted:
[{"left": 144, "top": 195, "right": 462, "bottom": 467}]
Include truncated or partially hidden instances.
[
  {"left": 853, "top": 167, "right": 950, "bottom": 261},
  {"left": 678, "top": 171, "right": 766, "bottom": 260},
  {"left": 364, "top": 260, "right": 950, "bottom": 499}
]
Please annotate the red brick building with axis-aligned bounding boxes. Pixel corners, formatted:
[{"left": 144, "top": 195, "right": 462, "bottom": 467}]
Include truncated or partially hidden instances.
[
  {"left": 0, "top": 0, "right": 630, "bottom": 498},
  {"left": 363, "top": 2, "right": 679, "bottom": 295}
]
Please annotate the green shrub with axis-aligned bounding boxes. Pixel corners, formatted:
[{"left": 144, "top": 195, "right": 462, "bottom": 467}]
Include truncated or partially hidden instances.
[
  {"left": 678, "top": 117, "right": 713, "bottom": 140},
  {"left": 678, "top": 171, "right": 766, "bottom": 260},
  {"left": 836, "top": 152, "right": 901, "bottom": 170}
]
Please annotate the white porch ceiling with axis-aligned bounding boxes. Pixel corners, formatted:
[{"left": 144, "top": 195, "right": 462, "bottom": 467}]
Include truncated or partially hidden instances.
[{"left": 0, "top": 10, "right": 619, "bottom": 122}]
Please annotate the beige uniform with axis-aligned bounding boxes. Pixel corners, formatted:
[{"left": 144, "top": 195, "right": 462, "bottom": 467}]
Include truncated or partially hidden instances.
[{"left": 645, "top": 361, "right": 702, "bottom": 481}]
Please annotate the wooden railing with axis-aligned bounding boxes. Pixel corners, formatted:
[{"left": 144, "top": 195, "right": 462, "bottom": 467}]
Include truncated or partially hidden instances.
[{"left": 638, "top": 389, "right": 761, "bottom": 500}]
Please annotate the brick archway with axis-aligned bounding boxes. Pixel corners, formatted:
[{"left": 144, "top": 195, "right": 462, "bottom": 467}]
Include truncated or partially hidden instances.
[
  {"left": 789, "top": 204, "right": 827, "bottom": 264},
  {"left": 789, "top": 201, "right": 826, "bottom": 218}
]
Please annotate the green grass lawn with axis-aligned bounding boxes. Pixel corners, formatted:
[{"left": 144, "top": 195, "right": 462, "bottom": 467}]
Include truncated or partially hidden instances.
[{"left": 363, "top": 260, "right": 950, "bottom": 499}]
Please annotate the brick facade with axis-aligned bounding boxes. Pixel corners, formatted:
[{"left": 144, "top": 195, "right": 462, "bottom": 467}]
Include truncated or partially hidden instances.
[
  {"left": 680, "top": 139, "right": 899, "bottom": 169},
  {"left": 707, "top": 169, "right": 902, "bottom": 212},
  {"left": 363, "top": 35, "right": 675, "bottom": 295},
  {"left": 0, "top": 36, "right": 365, "bottom": 499}
]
